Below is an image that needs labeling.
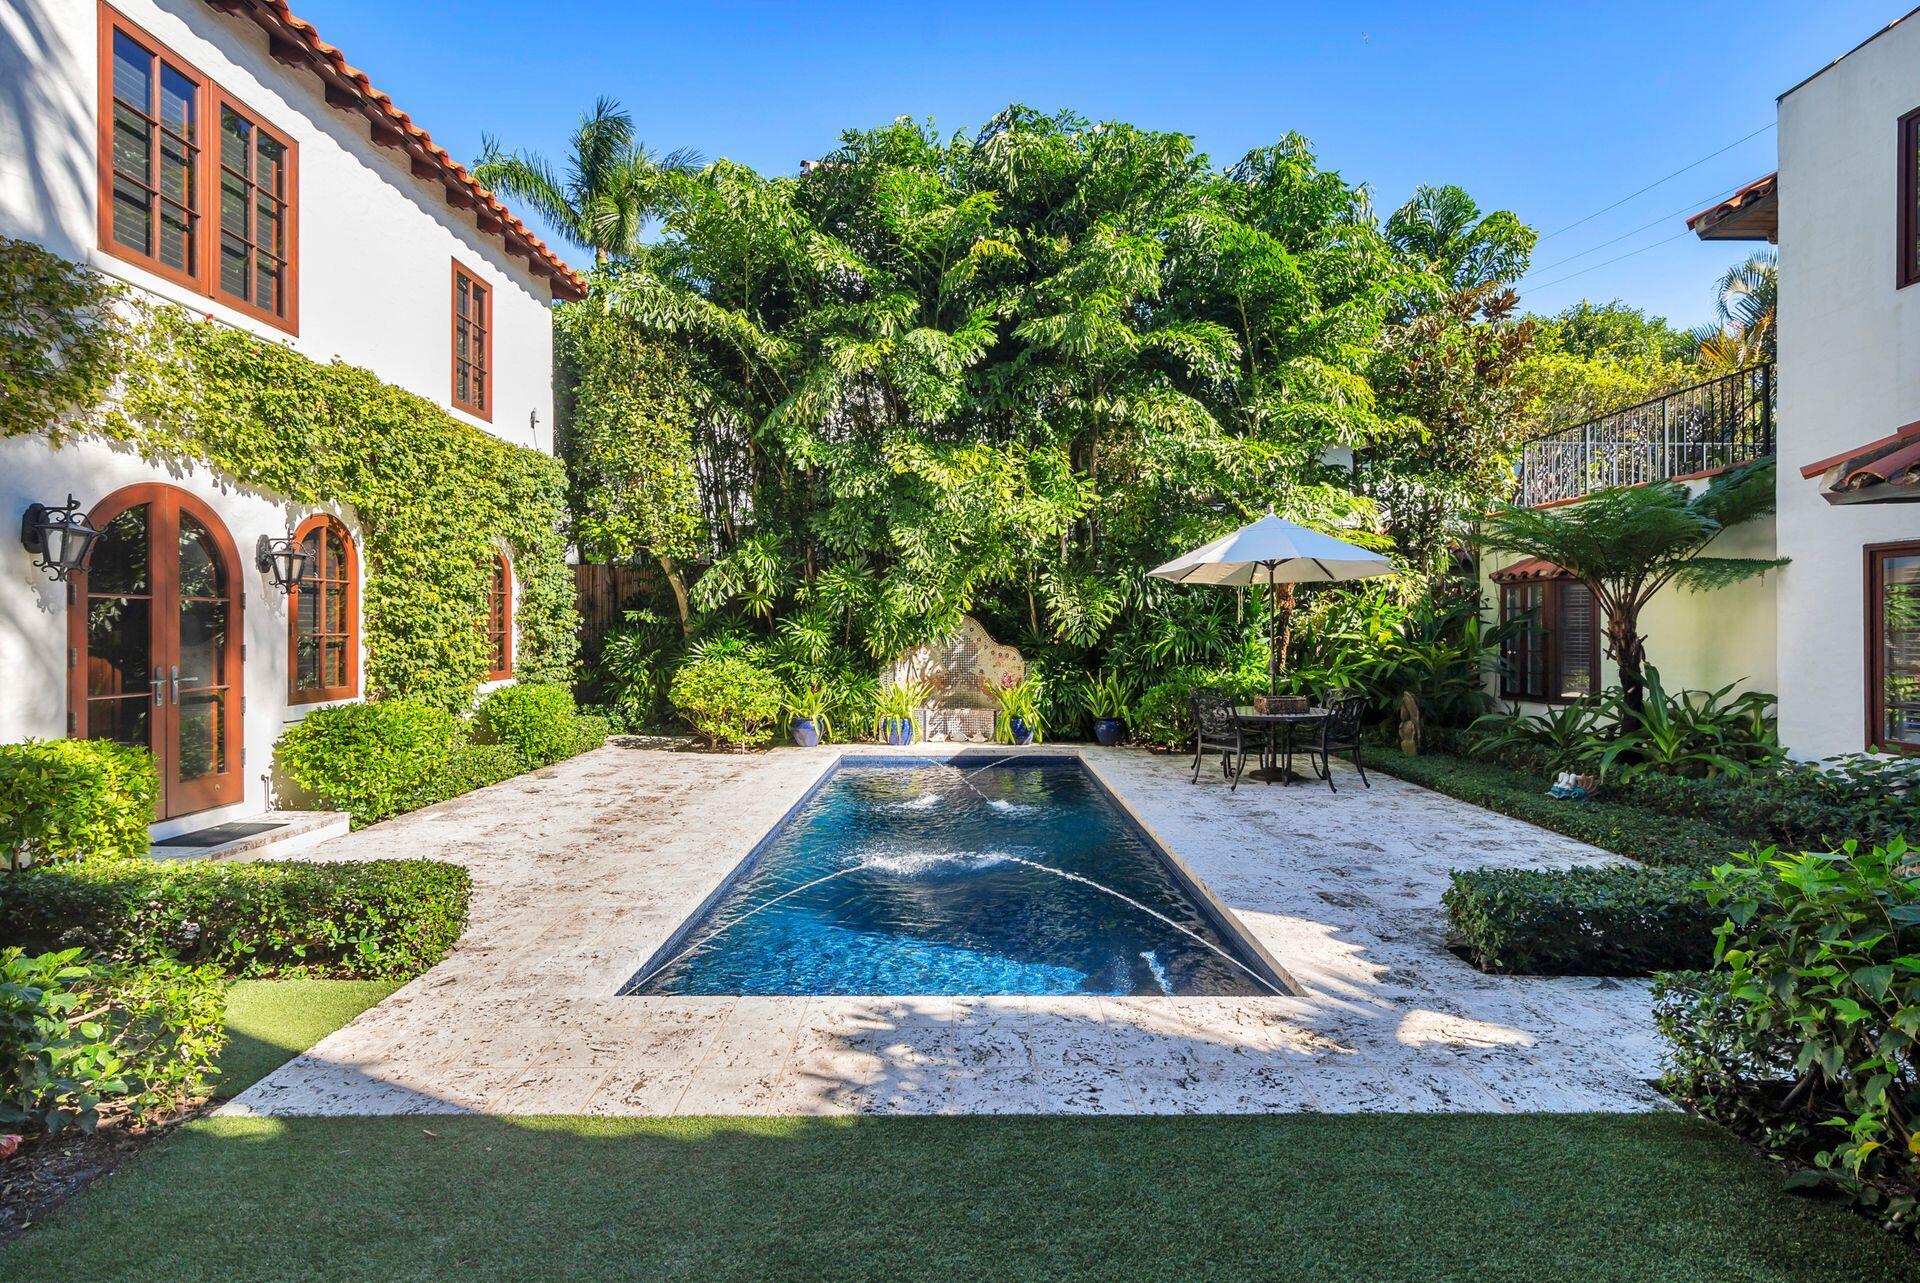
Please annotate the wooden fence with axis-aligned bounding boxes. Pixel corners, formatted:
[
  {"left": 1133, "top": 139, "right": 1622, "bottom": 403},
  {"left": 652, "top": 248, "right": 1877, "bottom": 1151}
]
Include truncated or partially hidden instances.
[{"left": 573, "top": 562, "right": 659, "bottom": 658}]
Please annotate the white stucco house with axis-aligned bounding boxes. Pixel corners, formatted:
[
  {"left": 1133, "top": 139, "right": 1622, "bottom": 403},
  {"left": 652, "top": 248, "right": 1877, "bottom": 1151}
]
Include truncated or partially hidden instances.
[
  {"left": 1485, "top": 7, "right": 1919, "bottom": 762},
  {"left": 0, "top": 0, "right": 586, "bottom": 840}
]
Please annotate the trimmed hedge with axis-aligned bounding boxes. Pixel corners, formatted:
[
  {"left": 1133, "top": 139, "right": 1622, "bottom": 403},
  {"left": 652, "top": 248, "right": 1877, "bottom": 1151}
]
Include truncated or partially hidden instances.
[
  {"left": 670, "top": 655, "right": 784, "bottom": 748},
  {"left": 1, "top": 740, "right": 157, "bottom": 867},
  {"left": 0, "top": 859, "right": 470, "bottom": 980},
  {"left": 1370, "top": 747, "right": 1748, "bottom": 872},
  {"left": 1443, "top": 865, "right": 1720, "bottom": 976},
  {"left": 1612, "top": 760, "right": 1918, "bottom": 850}
]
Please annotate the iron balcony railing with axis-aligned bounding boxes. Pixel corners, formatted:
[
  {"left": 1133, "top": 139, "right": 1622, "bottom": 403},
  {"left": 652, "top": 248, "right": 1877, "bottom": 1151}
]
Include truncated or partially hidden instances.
[{"left": 1514, "top": 362, "right": 1775, "bottom": 507}]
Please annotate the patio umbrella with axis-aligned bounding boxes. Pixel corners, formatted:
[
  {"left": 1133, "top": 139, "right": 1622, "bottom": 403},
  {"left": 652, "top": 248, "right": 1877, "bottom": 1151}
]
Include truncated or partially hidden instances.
[{"left": 1147, "top": 513, "right": 1395, "bottom": 696}]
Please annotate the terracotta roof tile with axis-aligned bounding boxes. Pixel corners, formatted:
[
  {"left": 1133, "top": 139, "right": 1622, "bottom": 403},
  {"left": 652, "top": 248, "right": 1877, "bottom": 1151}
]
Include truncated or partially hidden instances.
[
  {"left": 1686, "top": 172, "right": 1778, "bottom": 235},
  {"left": 1489, "top": 557, "right": 1574, "bottom": 584},
  {"left": 1803, "top": 420, "right": 1920, "bottom": 503},
  {"left": 207, "top": 0, "right": 586, "bottom": 300}
]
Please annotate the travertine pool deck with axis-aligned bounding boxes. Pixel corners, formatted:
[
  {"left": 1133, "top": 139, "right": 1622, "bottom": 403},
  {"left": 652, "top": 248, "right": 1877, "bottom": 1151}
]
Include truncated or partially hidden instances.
[{"left": 221, "top": 743, "right": 1667, "bottom": 1117}]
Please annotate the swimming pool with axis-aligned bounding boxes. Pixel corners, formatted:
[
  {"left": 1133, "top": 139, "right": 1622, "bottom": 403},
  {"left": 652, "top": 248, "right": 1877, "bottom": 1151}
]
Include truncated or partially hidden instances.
[{"left": 622, "top": 756, "right": 1287, "bottom": 997}]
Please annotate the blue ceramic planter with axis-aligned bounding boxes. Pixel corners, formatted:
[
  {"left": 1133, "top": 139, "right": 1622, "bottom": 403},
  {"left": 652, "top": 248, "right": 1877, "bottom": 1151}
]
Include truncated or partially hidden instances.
[
  {"left": 1010, "top": 717, "right": 1034, "bottom": 746},
  {"left": 791, "top": 717, "right": 820, "bottom": 748},
  {"left": 881, "top": 716, "right": 915, "bottom": 746},
  {"left": 1092, "top": 717, "right": 1124, "bottom": 746}
]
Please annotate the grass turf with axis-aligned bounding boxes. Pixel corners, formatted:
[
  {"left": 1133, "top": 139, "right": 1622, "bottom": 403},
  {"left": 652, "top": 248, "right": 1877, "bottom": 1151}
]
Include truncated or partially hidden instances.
[
  {"left": 3, "top": 1112, "right": 1916, "bottom": 1283},
  {"left": 215, "top": 979, "right": 404, "bottom": 1098}
]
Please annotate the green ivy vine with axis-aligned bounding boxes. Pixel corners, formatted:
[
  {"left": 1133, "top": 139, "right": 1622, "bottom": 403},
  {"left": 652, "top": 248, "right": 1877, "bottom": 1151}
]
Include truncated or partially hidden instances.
[{"left": 1, "top": 236, "right": 576, "bottom": 710}]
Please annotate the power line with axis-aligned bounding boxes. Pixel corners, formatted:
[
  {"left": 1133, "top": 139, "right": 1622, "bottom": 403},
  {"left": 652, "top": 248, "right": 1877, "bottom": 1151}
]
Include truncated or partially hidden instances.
[
  {"left": 1539, "top": 123, "right": 1775, "bottom": 241},
  {"left": 1515, "top": 178, "right": 1750, "bottom": 285},
  {"left": 1519, "top": 227, "right": 1697, "bottom": 297}
]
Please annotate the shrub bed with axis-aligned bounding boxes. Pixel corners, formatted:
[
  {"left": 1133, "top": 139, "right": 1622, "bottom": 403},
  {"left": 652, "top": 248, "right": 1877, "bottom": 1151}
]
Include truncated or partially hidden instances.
[
  {"left": 1658, "top": 839, "right": 1920, "bottom": 1235},
  {"left": 0, "top": 859, "right": 470, "bottom": 980},
  {"left": 1370, "top": 747, "right": 1747, "bottom": 871},
  {"left": 275, "top": 693, "right": 607, "bottom": 828},
  {"left": 2, "top": 947, "right": 225, "bottom": 1134},
  {"left": 0, "top": 740, "right": 157, "bottom": 868},
  {"left": 1613, "top": 757, "right": 1919, "bottom": 850},
  {"left": 1443, "top": 866, "right": 1719, "bottom": 976},
  {"left": 1133, "top": 670, "right": 1260, "bottom": 751}
]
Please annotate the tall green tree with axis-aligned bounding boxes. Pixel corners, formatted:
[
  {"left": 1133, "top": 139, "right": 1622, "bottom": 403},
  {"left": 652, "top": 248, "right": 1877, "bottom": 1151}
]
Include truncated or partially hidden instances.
[
  {"left": 1476, "top": 460, "right": 1783, "bottom": 725},
  {"left": 473, "top": 98, "right": 698, "bottom": 264},
  {"left": 1693, "top": 250, "right": 1777, "bottom": 373}
]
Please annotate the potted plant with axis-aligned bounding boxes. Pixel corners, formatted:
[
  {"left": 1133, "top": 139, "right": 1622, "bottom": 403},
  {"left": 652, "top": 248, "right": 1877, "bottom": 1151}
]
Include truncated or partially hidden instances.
[
  {"left": 872, "top": 679, "right": 930, "bottom": 746},
  {"left": 783, "top": 678, "right": 835, "bottom": 747},
  {"left": 1078, "top": 671, "right": 1134, "bottom": 746},
  {"left": 986, "top": 674, "right": 1046, "bottom": 745}
]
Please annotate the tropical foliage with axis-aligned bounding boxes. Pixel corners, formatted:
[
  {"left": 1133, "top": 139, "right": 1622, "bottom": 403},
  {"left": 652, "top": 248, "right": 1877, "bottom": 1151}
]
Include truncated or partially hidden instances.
[
  {"left": 526, "top": 109, "right": 1541, "bottom": 713},
  {"left": 1661, "top": 838, "right": 1920, "bottom": 1234}
]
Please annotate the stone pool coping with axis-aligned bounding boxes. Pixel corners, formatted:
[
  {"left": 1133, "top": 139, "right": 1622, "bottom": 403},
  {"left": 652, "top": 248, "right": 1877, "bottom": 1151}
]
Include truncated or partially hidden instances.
[{"left": 220, "top": 742, "right": 1667, "bottom": 1117}]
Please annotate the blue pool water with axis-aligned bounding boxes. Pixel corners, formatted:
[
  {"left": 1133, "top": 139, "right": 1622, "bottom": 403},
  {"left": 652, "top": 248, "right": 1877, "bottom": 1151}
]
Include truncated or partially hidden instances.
[{"left": 623, "top": 757, "right": 1284, "bottom": 997}]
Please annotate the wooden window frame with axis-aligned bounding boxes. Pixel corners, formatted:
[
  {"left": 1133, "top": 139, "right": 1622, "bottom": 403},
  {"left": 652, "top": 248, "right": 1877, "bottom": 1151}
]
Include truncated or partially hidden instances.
[
  {"left": 451, "top": 260, "right": 493, "bottom": 421},
  {"left": 1866, "top": 540, "right": 1920, "bottom": 756},
  {"left": 1902, "top": 108, "right": 1920, "bottom": 289},
  {"left": 210, "top": 88, "right": 299, "bottom": 329},
  {"left": 485, "top": 553, "right": 513, "bottom": 681},
  {"left": 96, "top": 2, "right": 299, "bottom": 333},
  {"left": 286, "top": 514, "right": 359, "bottom": 705},
  {"left": 1499, "top": 577, "right": 1602, "bottom": 704}
]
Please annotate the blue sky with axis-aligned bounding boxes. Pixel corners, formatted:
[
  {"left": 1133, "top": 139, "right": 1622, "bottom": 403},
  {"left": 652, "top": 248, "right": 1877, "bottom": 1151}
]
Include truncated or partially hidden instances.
[{"left": 299, "top": 0, "right": 1896, "bottom": 328}]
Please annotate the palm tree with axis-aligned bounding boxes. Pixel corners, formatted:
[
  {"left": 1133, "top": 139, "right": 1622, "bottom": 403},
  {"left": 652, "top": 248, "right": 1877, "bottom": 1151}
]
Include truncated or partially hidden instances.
[
  {"left": 473, "top": 98, "right": 699, "bottom": 265},
  {"left": 1476, "top": 460, "right": 1783, "bottom": 728},
  {"left": 1693, "top": 251, "right": 1776, "bottom": 372}
]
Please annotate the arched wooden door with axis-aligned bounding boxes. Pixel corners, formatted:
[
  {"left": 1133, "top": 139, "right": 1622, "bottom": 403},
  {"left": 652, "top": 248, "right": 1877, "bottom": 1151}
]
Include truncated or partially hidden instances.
[{"left": 68, "top": 485, "right": 245, "bottom": 819}]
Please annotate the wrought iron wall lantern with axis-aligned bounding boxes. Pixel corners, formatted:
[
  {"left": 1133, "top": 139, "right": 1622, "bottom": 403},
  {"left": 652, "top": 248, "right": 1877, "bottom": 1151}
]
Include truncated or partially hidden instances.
[
  {"left": 20, "top": 495, "right": 102, "bottom": 582},
  {"left": 256, "top": 532, "right": 313, "bottom": 593}
]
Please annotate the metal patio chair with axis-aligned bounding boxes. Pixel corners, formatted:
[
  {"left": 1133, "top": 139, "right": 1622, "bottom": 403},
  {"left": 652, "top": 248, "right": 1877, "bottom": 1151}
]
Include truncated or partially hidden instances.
[
  {"left": 1287, "top": 694, "right": 1370, "bottom": 793},
  {"left": 1191, "top": 688, "right": 1260, "bottom": 790}
]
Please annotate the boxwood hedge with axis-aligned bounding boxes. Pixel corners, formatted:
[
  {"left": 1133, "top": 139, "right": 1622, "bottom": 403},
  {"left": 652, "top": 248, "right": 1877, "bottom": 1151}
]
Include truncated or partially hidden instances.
[
  {"left": 0, "top": 858, "right": 470, "bottom": 979},
  {"left": 1443, "top": 865, "right": 1720, "bottom": 976}
]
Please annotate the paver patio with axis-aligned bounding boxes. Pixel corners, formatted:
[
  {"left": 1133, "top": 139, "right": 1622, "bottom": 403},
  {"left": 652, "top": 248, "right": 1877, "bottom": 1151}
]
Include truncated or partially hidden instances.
[{"left": 220, "top": 742, "right": 1665, "bottom": 1117}]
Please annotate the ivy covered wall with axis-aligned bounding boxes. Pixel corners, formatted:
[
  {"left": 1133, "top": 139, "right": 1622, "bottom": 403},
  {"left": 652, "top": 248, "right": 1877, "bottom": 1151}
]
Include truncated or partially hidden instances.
[{"left": 2, "top": 235, "right": 576, "bottom": 710}]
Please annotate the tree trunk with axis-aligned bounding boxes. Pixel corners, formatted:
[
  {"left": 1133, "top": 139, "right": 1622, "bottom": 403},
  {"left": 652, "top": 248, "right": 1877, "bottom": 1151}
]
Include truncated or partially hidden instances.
[
  {"left": 658, "top": 554, "right": 693, "bottom": 639},
  {"left": 1604, "top": 604, "right": 1647, "bottom": 731},
  {"left": 1270, "top": 582, "right": 1297, "bottom": 694}
]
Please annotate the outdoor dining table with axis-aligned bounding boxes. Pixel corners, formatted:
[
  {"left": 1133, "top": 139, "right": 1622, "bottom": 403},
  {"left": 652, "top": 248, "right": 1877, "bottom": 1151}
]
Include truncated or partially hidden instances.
[{"left": 1231, "top": 706, "right": 1329, "bottom": 784}]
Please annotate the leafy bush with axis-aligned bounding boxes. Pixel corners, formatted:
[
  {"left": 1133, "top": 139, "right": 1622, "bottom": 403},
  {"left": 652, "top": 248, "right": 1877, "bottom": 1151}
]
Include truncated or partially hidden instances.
[
  {"left": 472, "top": 683, "right": 601, "bottom": 770},
  {"left": 1292, "top": 585, "right": 1507, "bottom": 728},
  {"left": 0, "top": 859, "right": 470, "bottom": 979},
  {"left": 276, "top": 699, "right": 465, "bottom": 826},
  {"left": 1659, "top": 839, "right": 1920, "bottom": 1233},
  {"left": 1443, "top": 865, "right": 1719, "bottom": 975},
  {"left": 2, "top": 947, "right": 224, "bottom": 1133},
  {"left": 670, "top": 655, "right": 785, "bottom": 748},
  {"left": 1468, "top": 667, "right": 1781, "bottom": 783},
  {"left": 0, "top": 740, "right": 157, "bottom": 868},
  {"left": 1134, "top": 670, "right": 1257, "bottom": 751},
  {"left": 1370, "top": 747, "right": 1747, "bottom": 871}
]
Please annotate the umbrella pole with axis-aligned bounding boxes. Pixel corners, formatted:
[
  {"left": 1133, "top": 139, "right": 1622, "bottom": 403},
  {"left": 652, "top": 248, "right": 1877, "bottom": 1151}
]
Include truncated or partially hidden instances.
[{"left": 1267, "top": 563, "right": 1278, "bottom": 698}]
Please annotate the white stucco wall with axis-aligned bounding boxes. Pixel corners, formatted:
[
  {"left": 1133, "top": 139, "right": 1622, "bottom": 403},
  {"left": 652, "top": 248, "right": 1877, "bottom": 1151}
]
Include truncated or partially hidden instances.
[
  {"left": 0, "top": 0, "right": 558, "bottom": 451},
  {"left": 1775, "top": 17, "right": 1920, "bottom": 758}
]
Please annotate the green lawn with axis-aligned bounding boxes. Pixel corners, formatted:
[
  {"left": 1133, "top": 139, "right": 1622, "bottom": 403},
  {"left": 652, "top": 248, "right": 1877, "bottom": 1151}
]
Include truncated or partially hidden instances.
[
  {"left": 215, "top": 979, "right": 405, "bottom": 1098},
  {"left": 5, "top": 1111, "right": 1917, "bottom": 1283}
]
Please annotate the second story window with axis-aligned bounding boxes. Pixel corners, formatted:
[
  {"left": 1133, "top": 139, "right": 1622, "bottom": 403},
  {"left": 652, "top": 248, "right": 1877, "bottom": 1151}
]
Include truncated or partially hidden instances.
[
  {"left": 107, "top": 24, "right": 201, "bottom": 284},
  {"left": 216, "top": 101, "right": 295, "bottom": 323},
  {"left": 452, "top": 262, "right": 492, "bottom": 420},
  {"left": 98, "top": 6, "right": 298, "bottom": 331},
  {"left": 1902, "top": 108, "right": 1920, "bottom": 288}
]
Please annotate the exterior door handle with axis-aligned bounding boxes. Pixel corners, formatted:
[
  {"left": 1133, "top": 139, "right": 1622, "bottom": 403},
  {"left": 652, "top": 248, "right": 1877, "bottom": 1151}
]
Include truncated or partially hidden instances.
[
  {"left": 152, "top": 673, "right": 166, "bottom": 706},
  {"left": 170, "top": 665, "right": 180, "bottom": 705}
]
